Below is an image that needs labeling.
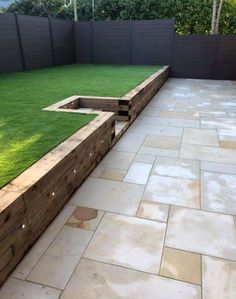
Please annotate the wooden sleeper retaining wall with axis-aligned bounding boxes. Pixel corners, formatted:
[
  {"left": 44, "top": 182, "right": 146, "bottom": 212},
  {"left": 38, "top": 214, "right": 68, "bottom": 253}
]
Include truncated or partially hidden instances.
[{"left": 0, "top": 65, "right": 169, "bottom": 285}]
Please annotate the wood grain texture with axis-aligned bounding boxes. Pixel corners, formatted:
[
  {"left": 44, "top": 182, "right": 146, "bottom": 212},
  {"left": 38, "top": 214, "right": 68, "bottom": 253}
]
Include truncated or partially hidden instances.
[
  {"left": 0, "top": 66, "right": 169, "bottom": 285},
  {"left": 0, "top": 112, "right": 115, "bottom": 285}
]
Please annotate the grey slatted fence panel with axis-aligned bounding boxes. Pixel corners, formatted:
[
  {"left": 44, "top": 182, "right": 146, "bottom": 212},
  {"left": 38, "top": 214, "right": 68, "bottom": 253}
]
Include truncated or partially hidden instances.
[
  {"left": 75, "top": 21, "right": 92, "bottom": 63},
  {"left": 131, "top": 19, "right": 175, "bottom": 65},
  {"left": 51, "top": 18, "right": 76, "bottom": 66},
  {"left": 17, "top": 14, "right": 53, "bottom": 70},
  {"left": 0, "top": 14, "right": 23, "bottom": 73},
  {"left": 92, "top": 21, "right": 130, "bottom": 64},
  {"left": 171, "top": 35, "right": 219, "bottom": 79},
  {"left": 214, "top": 35, "right": 236, "bottom": 80}
]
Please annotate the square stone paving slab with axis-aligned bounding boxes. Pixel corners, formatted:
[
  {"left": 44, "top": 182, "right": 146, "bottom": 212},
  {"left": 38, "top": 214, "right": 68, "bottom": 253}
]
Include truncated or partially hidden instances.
[
  {"left": 134, "top": 153, "right": 156, "bottom": 164},
  {"left": 143, "top": 175, "right": 200, "bottom": 209},
  {"left": 182, "top": 128, "right": 219, "bottom": 146},
  {"left": 139, "top": 116, "right": 170, "bottom": 126},
  {"left": 100, "top": 150, "right": 135, "bottom": 170},
  {"left": 99, "top": 168, "right": 126, "bottom": 181},
  {"left": 160, "top": 247, "right": 201, "bottom": 285},
  {"left": 131, "top": 123, "right": 183, "bottom": 137},
  {"left": 139, "top": 146, "right": 179, "bottom": 158},
  {"left": 219, "top": 135, "right": 236, "bottom": 149},
  {"left": 201, "top": 171, "right": 236, "bottom": 215},
  {"left": 201, "top": 161, "right": 236, "bottom": 175},
  {"left": 12, "top": 205, "right": 76, "bottom": 280},
  {"left": 28, "top": 226, "right": 93, "bottom": 289},
  {"left": 202, "top": 256, "right": 236, "bottom": 299},
  {"left": 60, "top": 259, "right": 201, "bottom": 299},
  {"left": 166, "top": 206, "right": 236, "bottom": 261},
  {"left": 152, "top": 157, "right": 199, "bottom": 180},
  {"left": 84, "top": 212, "right": 166, "bottom": 274},
  {"left": 180, "top": 144, "right": 236, "bottom": 164},
  {"left": 0, "top": 278, "right": 60, "bottom": 299},
  {"left": 123, "top": 161, "right": 152, "bottom": 185},
  {"left": 143, "top": 135, "right": 181, "bottom": 150},
  {"left": 137, "top": 200, "right": 169, "bottom": 222},
  {"left": 158, "top": 111, "right": 199, "bottom": 120},
  {"left": 169, "top": 118, "right": 199, "bottom": 128},
  {"left": 70, "top": 177, "right": 144, "bottom": 215},
  {"left": 113, "top": 133, "right": 145, "bottom": 153}
]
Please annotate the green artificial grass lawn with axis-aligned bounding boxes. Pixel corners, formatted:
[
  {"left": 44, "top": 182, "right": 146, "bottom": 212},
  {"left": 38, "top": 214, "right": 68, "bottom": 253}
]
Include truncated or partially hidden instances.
[{"left": 0, "top": 63, "right": 160, "bottom": 188}]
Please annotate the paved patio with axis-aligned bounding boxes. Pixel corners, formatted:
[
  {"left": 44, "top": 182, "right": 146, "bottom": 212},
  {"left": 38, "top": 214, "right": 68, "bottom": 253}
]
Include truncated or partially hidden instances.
[{"left": 1, "top": 78, "right": 236, "bottom": 299}]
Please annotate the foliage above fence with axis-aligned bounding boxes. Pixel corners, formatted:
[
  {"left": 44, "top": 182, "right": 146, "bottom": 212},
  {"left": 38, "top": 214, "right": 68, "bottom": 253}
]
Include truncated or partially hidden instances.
[{"left": 3, "top": 0, "right": 236, "bottom": 35}]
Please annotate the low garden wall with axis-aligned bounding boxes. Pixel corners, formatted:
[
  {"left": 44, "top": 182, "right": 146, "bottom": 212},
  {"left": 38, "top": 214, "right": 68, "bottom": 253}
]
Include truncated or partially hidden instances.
[
  {"left": 0, "top": 65, "right": 169, "bottom": 285},
  {"left": 44, "top": 66, "right": 169, "bottom": 122}
]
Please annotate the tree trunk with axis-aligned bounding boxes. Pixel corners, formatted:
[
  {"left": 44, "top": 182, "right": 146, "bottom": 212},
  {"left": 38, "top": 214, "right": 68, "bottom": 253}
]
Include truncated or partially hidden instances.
[
  {"left": 211, "top": 0, "right": 224, "bottom": 34},
  {"left": 211, "top": 0, "right": 217, "bottom": 34},
  {"left": 215, "top": 0, "right": 224, "bottom": 34}
]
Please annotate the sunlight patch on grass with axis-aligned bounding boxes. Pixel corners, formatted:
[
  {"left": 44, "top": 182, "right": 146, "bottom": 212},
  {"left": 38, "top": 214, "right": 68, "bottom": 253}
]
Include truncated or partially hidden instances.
[{"left": 0, "top": 64, "right": 160, "bottom": 187}]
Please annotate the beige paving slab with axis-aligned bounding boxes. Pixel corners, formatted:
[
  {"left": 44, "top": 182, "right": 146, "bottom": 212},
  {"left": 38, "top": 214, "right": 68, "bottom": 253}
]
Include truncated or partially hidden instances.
[
  {"left": 141, "top": 106, "right": 161, "bottom": 116},
  {"left": 134, "top": 153, "right": 156, "bottom": 164},
  {"left": 201, "top": 161, "right": 236, "bottom": 174},
  {"left": 202, "top": 256, "right": 236, "bottom": 299},
  {"left": 201, "top": 171, "right": 236, "bottom": 215},
  {"left": 219, "top": 135, "right": 236, "bottom": 148},
  {"left": 180, "top": 144, "right": 236, "bottom": 164},
  {"left": 60, "top": 259, "right": 201, "bottom": 299},
  {"left": 200, "top": 111, "right": 227, "bottom": 118},
  {"left": 84, "top": 212, "right": 166, "bottom": 274},
  {"left": 0, "top": 278, "right": 61, "bottom": 299},
  {"left": 169, "top": 118, "right": 199, "bottom": 128},
  {"left": 174, "top": 102, "right": 188, "bottom": 112},
  {"left": 99, "top": 168, "right": 126, "bottom": 181},
  {"left": 188, "top": 99, "right": 211, "bottom": 109},
  {"left": 65, "top": 207, "right": 104, "bottom": 231},
  {"left": 218, "top": 128, "right": 236, "bottom": 137},
  {"left": 182, "top": 128, "right": 219, "bottom": 146},
  {"left": 70, "top": 177, "right": 144, "bottom": 216},
  {"left": 139, "top": 146, "right": 179, "bottom": 158},
  {"left": 158, "top": 111, "right": 199, "bottom": 120},
  {"left": 201, "top": 118, "right": 236, "bottom": 130},
  {"left": 143, "top": 135, "right": 181, "bottom": 150},
  {"left": 139, "top": 116, "right": 170, "bottom": 126},
  {"left": 152, "top": 157, "right": 199, "bottom": 179},
  {"left": 28, "top": 226, "right": 93, "bottom": 289},
  {"left": 113, "top": 133, "right": 145, "bottom": 153},
  {"left": 160, "top": 247, "right": 201, "bottom": 285},
  {"left": 123, "top": 162, "right": 152, "bottom": 185},
  {"left": 166, "top": 206, "right": 236, "bottom": 261},
  {"left": 12, "top": 205, "right": 76, "bottom": 280},
  {"left": 212, "top": 99, "right": 236, "bottom": 109},
  {"left": 143, "top": 175, "right": 200, "bottom": 209},
  {"left": 90, "top": 164, "right": 105, "bottom": 178},
  {"left": 131, "top": 123, "right": 183, "bottom": 137},
  {"left": 100, "top": 150, "right": 135, "bottom": 170},
  {"left": 228, "top": 111, "right": 236, "bottom": 118},
  {"left": 137, "top": 200, "right": 169, "bottom": 222}
]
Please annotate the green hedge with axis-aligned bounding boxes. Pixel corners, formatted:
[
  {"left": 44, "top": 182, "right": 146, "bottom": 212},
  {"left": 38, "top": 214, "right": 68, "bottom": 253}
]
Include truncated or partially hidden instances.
[{"left": 4, "top": 0, "right": 236, "bottom": 34}]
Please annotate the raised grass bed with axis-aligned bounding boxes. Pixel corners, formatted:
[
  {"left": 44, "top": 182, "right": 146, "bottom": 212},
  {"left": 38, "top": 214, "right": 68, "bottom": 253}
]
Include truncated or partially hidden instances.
[
  {"left": 0, "top": 63, "right": 159, "bottom": 188},
  {"left": 0, "top": 65, "right": 169, "bottom": 285},
  {"left": 44, "top": 66, "right": 169, "bottom": 123}
]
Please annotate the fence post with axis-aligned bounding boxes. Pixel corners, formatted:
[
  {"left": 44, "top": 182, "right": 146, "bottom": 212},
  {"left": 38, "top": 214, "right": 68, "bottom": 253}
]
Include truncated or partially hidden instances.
[
  {"left": 129, "top": 19, "right": 133, "bottom": 64},
  {"left": 170, "top": 18, "right": 176, "bottom": 75},
  {"left": 14, "top": 13, "right": 25, "bottom": 70},
  {"left": 212, "top": 34, "right": 221, "bottom": 79},
  {"left": 48, "top": 17, "right": 55, "bottom": 66},
  {"left": 90, "top": 20, "right": 94, "bottom": 63}
]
